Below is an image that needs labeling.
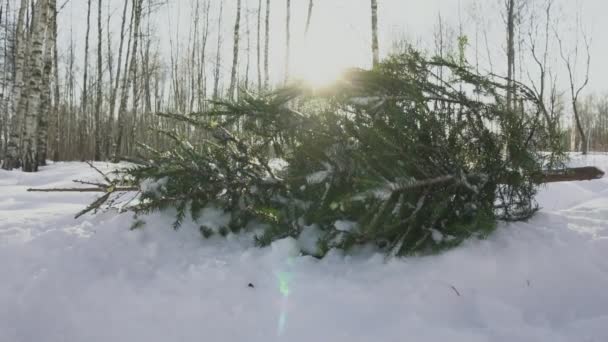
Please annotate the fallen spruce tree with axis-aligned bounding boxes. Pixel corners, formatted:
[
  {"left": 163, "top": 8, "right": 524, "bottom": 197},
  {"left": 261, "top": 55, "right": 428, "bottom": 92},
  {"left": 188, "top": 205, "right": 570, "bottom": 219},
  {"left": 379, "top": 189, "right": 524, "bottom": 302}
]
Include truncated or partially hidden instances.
[{"left": 33, "top": 51, "right": 582, "bottom": 257}]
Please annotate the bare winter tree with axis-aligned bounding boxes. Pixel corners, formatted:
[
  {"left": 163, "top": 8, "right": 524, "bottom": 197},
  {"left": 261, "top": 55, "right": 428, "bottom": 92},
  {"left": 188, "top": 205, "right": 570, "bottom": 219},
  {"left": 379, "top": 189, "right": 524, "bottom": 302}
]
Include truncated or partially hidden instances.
[
  {"left": 213, "top": 1, "right": 223, "bottom": 100},
  {"left": 113, "top": 0, "right": 144, "bottom": 162},
  {"left": 264, "top": 0, "right": 270, "bottom": 88},
  {"left": 80, "top": 0, "right": 92, "bottom": 160},
  {"left": 228, "top": 0, "right": 241, "bottom": 100},
  {"left": 505, "top": 0, "right": 516, "bottom": 111},
  {"left": 305, "top": 0, "right": 313, "bottom": 37},
  {"left": 284, "top": 0, "right": 290, "bottom": 83},
  {"left": 21, "top": 0, "right": 50, "bottom": 172},
  {"left": 256, "top": 0, "right": 262, "bottom": 90},
  {"left": 0, "top": 1, "right": 8, "bottom": 161},
  {"left": 52, "top": 0, "right": 60, "bottom": 161},
  {"left": 371, "top": 0, "right": 379, "bottom": 67},
  {"left": 2, "top": 0, "right": 27, "bottom": 170},
  {"left": 198, "top": 0, "right": 211, "bottom": 110},
  {"left": 556, "top": 10, "right": 591, "bottom": 154},
  {"left": 527, "top": 0, "right": 557, "bottom": 127},
  {"left": 37, "top": 0, "right": 57, "bottom": 165},
  {"left": 94, "top": 0, "right": 103, "bottom": 161},
  {"left": 106, "top": 0, "right": 129, "bottom": 157}
]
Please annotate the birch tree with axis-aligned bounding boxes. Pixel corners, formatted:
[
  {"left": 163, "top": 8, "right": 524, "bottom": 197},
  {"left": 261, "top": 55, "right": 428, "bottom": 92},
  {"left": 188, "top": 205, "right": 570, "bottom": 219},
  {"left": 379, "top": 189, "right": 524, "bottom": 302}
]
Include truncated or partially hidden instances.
[
  {"left": 264, "top": 0, "right": 270, "bottom": 88},
  {"left": 2, "top": 0, "right": 27, "bottom": 170},
  {"left": 113, "top": 0, "right": 143, "bottom": 162},
  {"left": 371, "top": 0, "right": 379, "bottom": 67},
  {"left": 80, "top": 0, "right": 92, "bottom": 160},
  {"left": 505, "top": 0, "right": 516, "bottom": 111},
  {"left": 37, "top": 0, "right": 57, "bottom": 165},
  {"left": 213, "top": 1, "right": 223, "bottom": 100},
  {"left": 284, "top": 0, "right": 290, "bottom": 83},
  {"left": 93, "top": 0, "right": 103, "bottom": 160},
  {"left": 21, "top": 0, "right": 50, "bottom": 172},
  {"left": 305, "top": 0, "right": 313, "bottom": 36},
  {"left": 106, "top": 0, "right": 129, "bottom": 157},
  {"left": 52, "top": 0, "right": 60, "bottom": 161},
  {"left": 228, "top": 0, "right": 241, "bottom": 100},
  {"left": 257, "top": 0, "right": 262, "bottom": 90}
]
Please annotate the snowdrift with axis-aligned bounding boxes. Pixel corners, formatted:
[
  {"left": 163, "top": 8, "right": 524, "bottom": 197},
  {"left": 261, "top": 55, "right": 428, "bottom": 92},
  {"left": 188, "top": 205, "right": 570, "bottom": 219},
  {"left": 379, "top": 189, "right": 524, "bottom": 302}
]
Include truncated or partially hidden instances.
[{"left": 1, "top": 154, "right": 608, "bottom": 341}]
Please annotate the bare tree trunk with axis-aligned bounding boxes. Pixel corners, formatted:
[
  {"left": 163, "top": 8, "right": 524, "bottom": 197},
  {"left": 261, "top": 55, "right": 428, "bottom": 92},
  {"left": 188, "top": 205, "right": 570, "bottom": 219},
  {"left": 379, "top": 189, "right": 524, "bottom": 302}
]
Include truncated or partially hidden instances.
[
  {"left": 0, "top": 0, "right": 8, "bottom": 161},
  {"left": 257, "top": 0, "right": 262, "bottom": 90},
  {"left": 66, "top": 25, "right": 75, "bottom": 159},
  {"left": 506, "top": 0, "right": 516, "bottom": 111},
  {"left": 371, "top": 0, "right": 379, "bottom": 67},
  {"left": 198, "top": 0, "right": 211, "bottom": 111},
  {"left": 556, "top": 9, "right": 591, "bottom": 155},
  {"left": 106, "top": 0, "right": 129, "bottom": 157},
  {"left": 52, "top": 3, "right": 60, "bottom": 162},
  {"left": 284, "top": 0, "right": 290, "bottom": 83},
  {"left": 245, "top": 1, "right": 251, "bottom": 90},
  {"left": 142, "top": 5, "right": 152, "bottom": 114},
  {"left": 264, "top": 0, "right": 270, "bottom": 89},
  {"left": 188, "top": 0, "right": 199, "bottom": 113},
  {"left": 113, "top": 0, "right": 143, "bottom": 162},
  {"left": 213, "top": 1, "right": 223, "bottom": 100},
  {"left": 21, "top": 0, "right": 50, "bottom": 172},
  {"left": 37, "top": 0, "right": 57, "bottom": 166},
  {"left": 2, "top": 0, "right": 27, "bottom": 170},
  {"left": 93, "top": 0, "right": 103, "bottom": 160},
  {"left": 305, "top": 0, "right": 313, "bottom": 36},
  {"left": 80, "top": 0, "right": 92, "bottom": 160},
  {"left": 228, "top": 0, "right": 241, "bottom": 101}
]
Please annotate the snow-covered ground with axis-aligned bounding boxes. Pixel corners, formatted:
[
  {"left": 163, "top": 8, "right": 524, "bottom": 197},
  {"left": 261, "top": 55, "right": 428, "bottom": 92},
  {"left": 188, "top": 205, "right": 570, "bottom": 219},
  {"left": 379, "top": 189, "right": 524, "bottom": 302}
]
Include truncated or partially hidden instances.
[{"left": 1, "top": 155, "right": 608, "bottom": 342}]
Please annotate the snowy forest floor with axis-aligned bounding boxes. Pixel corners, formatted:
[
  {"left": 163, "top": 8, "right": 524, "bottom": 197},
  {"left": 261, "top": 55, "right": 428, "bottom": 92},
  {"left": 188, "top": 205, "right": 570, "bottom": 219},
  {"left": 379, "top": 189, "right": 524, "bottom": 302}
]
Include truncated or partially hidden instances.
[{"left": 1, "top": 155, "right": 608, "bottom": 342}]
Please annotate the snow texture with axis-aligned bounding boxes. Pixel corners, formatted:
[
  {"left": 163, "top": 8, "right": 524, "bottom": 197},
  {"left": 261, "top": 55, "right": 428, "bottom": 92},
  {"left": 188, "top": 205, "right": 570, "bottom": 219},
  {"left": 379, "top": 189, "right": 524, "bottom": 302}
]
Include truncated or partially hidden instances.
[
  {"left": 1, "top": 155, "right": 608, "bottom": 341},
  {"left": 334, "top": 220, "right": 359, "bottom": 233}
]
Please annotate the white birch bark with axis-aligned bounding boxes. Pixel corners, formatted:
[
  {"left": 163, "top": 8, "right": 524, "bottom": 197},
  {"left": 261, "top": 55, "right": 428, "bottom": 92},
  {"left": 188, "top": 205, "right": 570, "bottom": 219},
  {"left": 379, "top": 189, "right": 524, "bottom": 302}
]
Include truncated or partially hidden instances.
[
  {"left": 112, "top": 0, "right": 143, "bottom": 162},
  {"left": 228, "top": 0, "right": 242, "bottom": 100},
  {"left": 93, "top": 0, "right": 102, "bottom": 160},
  {"left": 284, "top": 0, "right": 290, "bottom": 83},
  {"left": 371, "top": 0, "right": 379, "bottom": 67},
  {"left": 36, "top": 0, "right": 57, "bottom": 165},
  {"left": 21, "top": 0, "right": 50, "bottom": 172},
  {"left": 2, "top": 0, "right": 27, "bottom": 170},
  {"left": 264, "top": 0, "right": 270, "bottom": 89}
]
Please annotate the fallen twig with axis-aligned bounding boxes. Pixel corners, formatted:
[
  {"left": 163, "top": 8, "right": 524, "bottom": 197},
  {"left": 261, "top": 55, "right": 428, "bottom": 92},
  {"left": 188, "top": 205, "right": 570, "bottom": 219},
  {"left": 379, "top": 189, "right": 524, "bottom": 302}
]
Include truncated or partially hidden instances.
[
  {"left": 26, "top": 162, "right": 140, "bottom": 218},
  {"left": 27, "top": 187, "right": 138, "bottom": 193}
]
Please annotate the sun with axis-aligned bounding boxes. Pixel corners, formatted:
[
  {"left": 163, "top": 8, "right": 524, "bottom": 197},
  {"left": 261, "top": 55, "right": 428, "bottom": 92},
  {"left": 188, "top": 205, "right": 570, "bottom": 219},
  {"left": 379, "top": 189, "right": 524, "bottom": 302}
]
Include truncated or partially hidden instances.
[
  {"left": 290, "top": 19, "right": 366, "bottom": 88},
  {"left": 292, "top": 39, "right": 350, "bottom": 87}
]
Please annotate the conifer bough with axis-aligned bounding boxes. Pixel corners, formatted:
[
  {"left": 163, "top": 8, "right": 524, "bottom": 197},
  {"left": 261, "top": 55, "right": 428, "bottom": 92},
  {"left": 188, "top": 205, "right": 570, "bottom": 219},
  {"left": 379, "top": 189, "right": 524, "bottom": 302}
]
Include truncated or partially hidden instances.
[{"left": 34, "top": 51, "right": 572, "bottom": 257}]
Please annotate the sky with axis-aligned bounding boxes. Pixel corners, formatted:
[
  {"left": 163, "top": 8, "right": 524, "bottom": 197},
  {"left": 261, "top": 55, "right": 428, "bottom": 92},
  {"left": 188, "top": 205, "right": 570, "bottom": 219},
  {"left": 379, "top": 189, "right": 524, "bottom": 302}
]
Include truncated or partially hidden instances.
[{"left": 53, "top": 0, "right": 607, "bottom": 95}]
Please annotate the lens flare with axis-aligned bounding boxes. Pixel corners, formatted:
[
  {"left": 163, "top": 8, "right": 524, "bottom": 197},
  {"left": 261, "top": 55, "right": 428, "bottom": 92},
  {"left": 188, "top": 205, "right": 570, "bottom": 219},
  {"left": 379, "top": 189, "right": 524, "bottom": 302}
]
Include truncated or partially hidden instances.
[{"left": 275, "top": 257, "right": 296, "bottom": 336}]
